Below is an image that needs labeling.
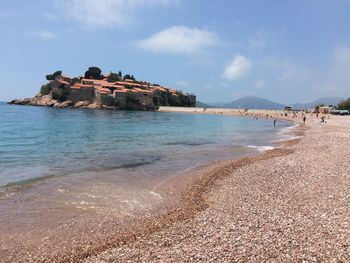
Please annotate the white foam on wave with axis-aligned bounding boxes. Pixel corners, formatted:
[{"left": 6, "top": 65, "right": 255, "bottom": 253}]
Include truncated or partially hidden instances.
[
  {"left": 150, "top": 191, "right": 163, "bottom": 199},
  {"left": 277, "top": 124, "right": 300, "bottom": 141},
  {"left": 247, "top": 145, "right": 275, "bottom": 152}
]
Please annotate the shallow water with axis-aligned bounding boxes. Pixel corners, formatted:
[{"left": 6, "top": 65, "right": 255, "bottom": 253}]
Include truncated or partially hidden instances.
[
  {"left": 0, "top": 103, "right": 290, "bottom": 186},
  {"left": 0, "top": 103, "right": 293, "bottom": 261}
]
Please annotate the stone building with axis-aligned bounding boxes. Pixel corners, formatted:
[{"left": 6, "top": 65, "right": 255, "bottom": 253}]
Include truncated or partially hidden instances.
[{"left": 46, "top": 71, "right": 196, "bottom": 109}]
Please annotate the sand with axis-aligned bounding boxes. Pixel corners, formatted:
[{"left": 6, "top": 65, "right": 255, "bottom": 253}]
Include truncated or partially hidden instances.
[{"left": 84, "top": 111, "right": 350, "bottom": 262}]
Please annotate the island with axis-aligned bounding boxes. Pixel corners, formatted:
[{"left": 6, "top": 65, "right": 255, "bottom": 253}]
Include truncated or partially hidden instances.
[{"left": 9, "top": 67, "right": 196, "bottom": 110}]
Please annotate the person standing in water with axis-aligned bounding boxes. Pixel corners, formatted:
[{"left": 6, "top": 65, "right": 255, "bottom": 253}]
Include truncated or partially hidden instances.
[
  {"left": 303, "top": 116, "right": 306, "bottom": 125},
  {"left": 274, "top": 119, "right": 277, "bottom": 126}
]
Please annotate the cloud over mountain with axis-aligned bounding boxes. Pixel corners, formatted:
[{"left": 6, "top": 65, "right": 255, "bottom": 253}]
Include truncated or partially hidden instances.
[{"left": 223, "top": 55, "right": 251, "bottom": 81}]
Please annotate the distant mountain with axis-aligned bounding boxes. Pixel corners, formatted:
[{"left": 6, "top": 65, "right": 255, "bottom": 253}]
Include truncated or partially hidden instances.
[
  {"left": 208, "top": 101, "right": 227, "bottom": 107},
  {"left": 223, "top": 96, "right": 286, "bottom": 110},
  {"left": 195, "top": 101, "right": 212, "bottom": 108},
  {"left": 292, "top": 97, "right": 345, "bottom": 109}
]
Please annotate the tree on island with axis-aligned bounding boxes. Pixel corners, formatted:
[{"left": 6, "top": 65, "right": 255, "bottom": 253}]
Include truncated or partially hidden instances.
[
  {"left": 84, "top": 67, "right": 102, "bottom": 79},
  {"left": 40, "top": 84, "right": 51, "bottom": 95},
  {"left": 123, "top": 74, "right": 135, "bottom": 81},
  {"left": 107, "top": 72, "right": 121, "bottom": 82},
  {"left": 45, "top": 70, "right": 62, "bottom": 81}
]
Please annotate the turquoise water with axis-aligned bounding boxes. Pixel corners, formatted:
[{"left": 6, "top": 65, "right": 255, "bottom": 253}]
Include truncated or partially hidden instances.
[{"left": 0, "top": 103, "right": 291, "bottom": 186}]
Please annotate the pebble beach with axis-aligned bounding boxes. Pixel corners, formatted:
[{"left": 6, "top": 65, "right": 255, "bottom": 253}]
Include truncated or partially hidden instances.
[{"left": 84, "top": 112, "right": 350, "bottom": 262}]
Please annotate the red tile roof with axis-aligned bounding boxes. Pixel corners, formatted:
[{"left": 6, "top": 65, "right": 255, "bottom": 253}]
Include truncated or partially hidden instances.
[
  {"left": 96, "top": 87, "right": 111, "bottom": 94},
  {"left": 150, "top": 85, "right": 168, "bottom": 92},
  {"left": 132, "top": 88, "right": 154, "bottom": 93}
]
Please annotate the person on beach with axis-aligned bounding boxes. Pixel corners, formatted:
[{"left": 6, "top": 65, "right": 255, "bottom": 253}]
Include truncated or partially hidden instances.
[
  {"left": 303, "top": 116, "right": 306, "bottom": 124},
  {"left": 274, "top": 119, "right": 277, "bottom": 126}
]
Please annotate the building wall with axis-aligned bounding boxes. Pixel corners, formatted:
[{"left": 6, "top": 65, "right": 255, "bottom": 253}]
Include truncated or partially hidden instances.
[
  {"left": 187, "top": 95, "right": 196, "bottom": 107},
  {"left": 50, "top": 82, "right": 68, "bottom": 100},
  {"left": 96, "top": 92, "right": 114, "bottom": 106},
  {"left": 319, "top": 107, "right": 332, "bottom": 114},
  {"left": 130, "top": 92, "right": 154, "bottom": 105},
  {"left": 113, "top": 92, "right": 127, "bottom": 107},
  {"left": 67, "top": 87, "right": 95, "bottom": 103}
]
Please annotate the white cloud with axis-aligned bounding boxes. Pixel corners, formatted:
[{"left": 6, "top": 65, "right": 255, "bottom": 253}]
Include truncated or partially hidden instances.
[
  {"left": 61, "top": 0, "right": 178, "bottom": 27},
  {"left": 29, "top": 30, "right": 56, "bottom": 39},
  {"left": 223, "top": 55, "right": 251, "bottom": 81},
  {"left": 136, "top": 26, "right": 220, "bottom": 55}
]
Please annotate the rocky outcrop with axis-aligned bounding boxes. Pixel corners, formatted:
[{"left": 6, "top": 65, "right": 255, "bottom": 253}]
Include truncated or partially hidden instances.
[
  {"left": 54, "top": 100, "right": 73, "bottom": 108},
  {"left": 8, "top": 95, "right": 117, "bottom": 110},
  {"left": 74, "top": 101, "right": 91, "bottom": 108},
  {"left": 9, "top": 95, "right": 71, "bottom": 108},
  {"left": 9, "top": 95, "right": 58, "bottom": 107},
  {"left": 8, "top": 95, "right": 158, "bottom": 111}
]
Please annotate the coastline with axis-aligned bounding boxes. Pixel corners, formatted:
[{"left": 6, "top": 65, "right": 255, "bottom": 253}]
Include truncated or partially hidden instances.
[
  {"left": 0, "top": 111, "right": 296, "bottom": 263},
  {"left": 1, "top": 140, "right": 299, "bottom": 263},
  {"left": 84, "top": 113, "right": 350, "bottom": 262},
  {"left": 2, "top": 107, "right": 349, "bottom": 262},
  {"left": 80, "top": 128, "right": 303, "bottom": 263}
]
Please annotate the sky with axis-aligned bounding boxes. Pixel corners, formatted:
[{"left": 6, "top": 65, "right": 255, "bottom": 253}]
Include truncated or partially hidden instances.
[{"left": 0, "top": 0, "right": 350, "bottom": 104}]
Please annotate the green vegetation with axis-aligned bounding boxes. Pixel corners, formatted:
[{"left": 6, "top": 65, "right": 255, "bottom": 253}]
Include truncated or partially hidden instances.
[
  {"left": 40, "top": 84, "right": 51, "bottom": 95},
  {"left": 45, "top": 70, "right": 62, "bottom": 81},
  {"left": 107, "top": 72, "right": 121, "bottom": 82},
  {"left": 337, "top": 98, "right": 350, "bottom": 110},
  {"left": 84, "top": 67, "right": 102, "bottom": 79},
  {"left": 123, "top": 74, "right": 136, "bottom": 81}
]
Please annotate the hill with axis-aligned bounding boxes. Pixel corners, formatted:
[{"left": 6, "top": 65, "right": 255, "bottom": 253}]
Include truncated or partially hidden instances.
[
  {"left": 195, "top": 101, "right": 212, "bottom": 108},
  {"left": 223, "top": 96, "right": 285, "bottom": 110},
  {"left": 292, "top": 97, "right": 345, "bottom": 109}
]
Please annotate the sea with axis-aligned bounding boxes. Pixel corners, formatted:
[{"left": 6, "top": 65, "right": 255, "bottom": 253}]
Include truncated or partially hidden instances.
[{"left": 0, "top": 102, "right": 292, "bottom": 187}]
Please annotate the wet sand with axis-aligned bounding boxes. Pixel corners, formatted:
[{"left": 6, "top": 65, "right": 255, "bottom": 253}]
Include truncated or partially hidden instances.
[{"left": 2, "top": 109, "right": 349, "bottom": 262}]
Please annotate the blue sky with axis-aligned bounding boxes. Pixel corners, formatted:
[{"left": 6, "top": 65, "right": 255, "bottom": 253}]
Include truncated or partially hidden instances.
[{"left": 0, "top": 0, "right": 350, "bottom": 104}]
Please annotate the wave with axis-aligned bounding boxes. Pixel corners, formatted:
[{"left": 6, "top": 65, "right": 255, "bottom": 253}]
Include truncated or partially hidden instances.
[
  {"left": 276, "top": 124, "right": 301, "bottom": 141},
  {"left": 247, "top": 145, "right": 275, "bottom": 152}
]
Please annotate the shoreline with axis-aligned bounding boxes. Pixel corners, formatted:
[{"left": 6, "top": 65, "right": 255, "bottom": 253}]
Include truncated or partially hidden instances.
[
  {"left": 0, "top": 114, "right": 298, "bottom": 263},
  {"left": 3, "top": 108, "right": 348, "bottom": 262},
  {"left": 84, "top": 114, "right": 350, "bottom": 262},
  {"left": 78, "top": 128, "right": 303, "bottom": 262}
]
